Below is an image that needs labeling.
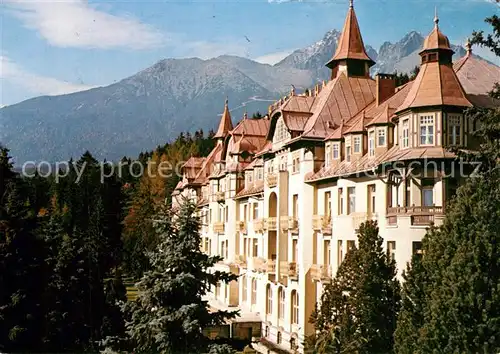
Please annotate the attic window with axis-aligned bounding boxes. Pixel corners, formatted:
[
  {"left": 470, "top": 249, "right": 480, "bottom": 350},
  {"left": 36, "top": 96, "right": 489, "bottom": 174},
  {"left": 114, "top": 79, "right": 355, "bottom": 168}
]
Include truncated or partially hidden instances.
[
  {"left": 354, "top": 136, "right": 361, "bottom": 153},
  {"left": 428, "top": 53, "right": 437, "bottom": 62},
  {"left": 421, "top": 54, "right": 428, "bottom": 63}
]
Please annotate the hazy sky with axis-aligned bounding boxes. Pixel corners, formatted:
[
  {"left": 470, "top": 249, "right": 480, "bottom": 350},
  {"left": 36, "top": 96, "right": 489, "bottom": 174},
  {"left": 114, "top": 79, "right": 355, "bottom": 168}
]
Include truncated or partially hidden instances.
[{"left": 1, "top": 0, "right": 498, "bottom": 106}]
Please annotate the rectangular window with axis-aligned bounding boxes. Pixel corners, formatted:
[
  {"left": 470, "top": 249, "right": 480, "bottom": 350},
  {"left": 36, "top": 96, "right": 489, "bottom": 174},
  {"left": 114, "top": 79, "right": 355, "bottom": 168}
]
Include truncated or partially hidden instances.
[
  {"left": 338, "top": 188, "right": 344, "bottom": 215},
  {"left": 405, "top": 178, "right": 411, "bottom": 207},
  {"left": 243, "top": 204, "right": 248, "bottom": 221},
  {"left": 325, "top": 144, "right": 331, "bottom": 167},
  {"left": 413, "top": 241, "right": 423, "bottom": 255},
  {"left": 279, "top": 288, "right": 285, "bottom": 320},
  {"left": 292, "top": 155, "right": 300, "bottom": 173},
  {"left": 347, "top": 187, "right": 356, "bottom": 214},
  {"left": 252, "top": 203, "right": 258, "bottom": 220},
  {"left": 420, "top": 115, "right": 434, "bottom": 145},
  {"left": 387, "top": 241, "right": 396, "bottom": 262},
  {"left": 337, "top": 240, "right": 343, "bottom": 266},
  {"left": 247, "top": 173, "right": 253, "bottom": 185},
  {"left": 347, "top": 240, "right": 356, "bottom": 251},
  {"left": 242, "top": 276, "right": 247, "bottom": 302},
  {"left": 402, "top": 119, "right": 409, "bottom": 148},
  {"left": 324, "top": 191, "right": 332, "bottom": 218},
  {"left": 292, "top": 292, "right": 299, "bottom": 324},
  {"left": 354, "top": 136, "right": 361, "bottom": 153},
  {"left": 378, "top": 128, "right": 386, "bottom": 146},
  {"left": 422, "top": 179, "right": 434, "bottom": 207},
  {"left": 292, "top": 239, "right": 298, "bottom": 262},
  {"left": 324, "top": 240, "right": 331, "bottom": 266},
  {"left": 368, "top": 131, "right": 375, "bottom": 156},
  {"left": 257, "top": 168, "right": 263, "bottom": 180},
  {"left": 280, "top": 156, "right": 287, "bottom": 171},
  {"left": 448, "top": 115, "right": 461, "bottom": 146},
  {"left": 251, "top": 279, "right": 257, "bottom": 305},
  {"left": 333, "top": 143, "right": 339, "bottom": 159},
  {"left": 292, "top": 194, "right": 299, "bottom": 218},
  {"left": 252, "top": 238, "right": 258, "bottom": 257},
  {"left": 368, "top": 184, "right": 376, "bottom": 214}
]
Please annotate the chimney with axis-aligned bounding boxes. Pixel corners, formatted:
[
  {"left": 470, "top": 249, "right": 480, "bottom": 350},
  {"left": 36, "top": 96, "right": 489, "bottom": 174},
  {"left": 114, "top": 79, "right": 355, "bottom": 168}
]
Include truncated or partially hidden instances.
[{"left": 376, "top": 73, "right": 396, "bottom": 106}]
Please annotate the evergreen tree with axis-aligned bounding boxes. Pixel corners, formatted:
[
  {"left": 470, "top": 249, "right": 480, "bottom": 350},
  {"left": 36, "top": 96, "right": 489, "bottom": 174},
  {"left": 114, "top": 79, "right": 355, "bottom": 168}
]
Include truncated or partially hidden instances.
[
  {"left": 393, "top": 254, "right": 427, "bottom": 354},
  {"left": 123, "top": 200, "right": 239, "bottom": 353},
  {"left": 310, "top": 221, "right": 400, "bottom": 353},
  {"left": 0, "top": 150, "right": 50, "bottom": 352}
]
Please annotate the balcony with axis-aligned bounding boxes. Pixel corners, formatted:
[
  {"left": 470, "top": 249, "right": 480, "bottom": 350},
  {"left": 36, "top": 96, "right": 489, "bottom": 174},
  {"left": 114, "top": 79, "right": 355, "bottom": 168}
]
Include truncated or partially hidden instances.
[
  {"left": 313, "top": 215, "right": 332, "bottom": 234},
  {"left": 280, "top": 216, "right": 299, "bottom": 232},
  {"left": 212, "top": 222, "right": 224, "bottom": 233},
  {"left": 265, "top": 217, "right": 277, "bottom": 231},
  {"left": 235, "top": 255, "right": 247, "bottom": 268},
  {"left": 280, "top": 261, "right": 298, "bottom": 279},
  {"left": 237, "top": 221, "right": 247, "bottom": 234},
  {"left": 311, "top": 264, "right": 332, "bottom": 282},
  {"left": 386, "top": 205, "right": 444, "bottom": 226},
  {"left": 352, "top": 212, "right": 378, "bottom": 231},
  {"left": 266, "top": 173, "right": 278, "bottom": 188},
  {"left": 215, "top": 191, "right": 225, "bottom": 202},
  {"left": 265, "top": 259, "right": 276, "bottom": 273},
  {"left": 248, "top": 257, "right": 266, "bottom": 272},
  {"left": 253, "top": 218, "right": 265, "bottom": 233}
]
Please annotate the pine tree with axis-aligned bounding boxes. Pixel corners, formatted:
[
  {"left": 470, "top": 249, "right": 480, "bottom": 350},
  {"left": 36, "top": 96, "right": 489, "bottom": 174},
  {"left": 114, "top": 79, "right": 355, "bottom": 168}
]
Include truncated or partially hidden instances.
[
  {"left": 393, "top": 254, "right": 427, "bottom": 354},
  {"left": 310, "top": 221, "right": 400, "bottom": 353},
  {"left": 123, "top": 200, "right": 239, "bottom": 353},
  {"left": 0, "top": 150, "right": 50, "bottom": 352}
]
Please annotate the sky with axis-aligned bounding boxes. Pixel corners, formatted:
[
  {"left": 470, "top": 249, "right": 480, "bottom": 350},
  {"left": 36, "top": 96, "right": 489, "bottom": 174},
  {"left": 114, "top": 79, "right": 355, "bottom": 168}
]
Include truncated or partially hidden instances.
[{"left": 1, "top": 0, "right": 498, "bottom": 106}]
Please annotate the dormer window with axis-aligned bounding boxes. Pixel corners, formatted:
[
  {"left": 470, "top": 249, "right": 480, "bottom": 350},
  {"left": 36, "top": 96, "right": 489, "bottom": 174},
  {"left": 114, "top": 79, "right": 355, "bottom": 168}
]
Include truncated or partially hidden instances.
[
  {"left": 420, "top": 115, "right": 435, "bottom": 146},
  {"left": 368, "top": 131, "right": 375, "bottom": 156},
  {"left": 346, "top": 144, "right": 351, "bottom": 162},
  {"left": 247, "top": 173, "right": 253, "bottom": 185},
  {"left": 353, "top": 136, "right": 361, "bottom": 153},
  {"left": 333, "top": 143, "right": 339, "bottom": 159},
  {"left": 257, "top": 168, "right": 263, "bottom": 180},
  {"left": 448, "top": 114, "right": 461, "bottom": 146},
  {"left": 377, "top": 128, "right": 386, "bottom": 147},
  {"left": 273, "top": 117, "right": 290, "bottom": 143},
  {"left": 402, "top": 119, "right": 409, "bottom": 148},
  {"left": 325, "top": 144, "right": 331, "bottom": 167}
]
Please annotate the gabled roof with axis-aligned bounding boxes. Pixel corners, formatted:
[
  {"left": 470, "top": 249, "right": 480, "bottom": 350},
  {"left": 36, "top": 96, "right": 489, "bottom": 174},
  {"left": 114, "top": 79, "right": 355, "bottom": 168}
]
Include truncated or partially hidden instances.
[
  {"left": 214, "top": 99, "right": 233, "bottom": 139},
  {"left": 231, "top": 118, "right": 270, "bottom": 136},
  {"left": 325, "top": 0, "right": 375, "bottom": 68},
  {"left": 454, "top": 50, "right": 500, "bottom": 107},
  {"left": 282, "top": 95, "right": 316, "bottom": 113},
  {"left": 301, "top": 72, "right": 376, "bottom": 139}
]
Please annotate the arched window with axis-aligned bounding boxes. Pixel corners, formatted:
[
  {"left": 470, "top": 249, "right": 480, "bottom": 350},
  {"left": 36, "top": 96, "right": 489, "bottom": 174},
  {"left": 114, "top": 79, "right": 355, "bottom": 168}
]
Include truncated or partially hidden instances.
[
  {"left": 266, "top": 284, "right": 273, "bottom": 314},
  {"left": 277, "top": 331, "right": 282, "bottom": 344},
  {"left": 265, "top": 325, "right": 269, "bottom": 337},
  {"left": 251, "top": 279, "right": 257, "bottom": 305},
  {"left": 278, "top": 287, "right": 285, "bottom": 320},
  {"left": 291, "top": 290, "right": 299, "bottom": 324},
  {"left": 290, "top": 337, "right": 297, "bottom": 351}
]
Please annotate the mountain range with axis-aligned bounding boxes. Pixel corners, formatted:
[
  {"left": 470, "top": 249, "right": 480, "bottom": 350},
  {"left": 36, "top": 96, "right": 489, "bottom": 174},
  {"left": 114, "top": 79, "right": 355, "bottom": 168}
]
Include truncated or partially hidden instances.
[{"left": 0, "top": 30, "right": 470, "bottom": 163}]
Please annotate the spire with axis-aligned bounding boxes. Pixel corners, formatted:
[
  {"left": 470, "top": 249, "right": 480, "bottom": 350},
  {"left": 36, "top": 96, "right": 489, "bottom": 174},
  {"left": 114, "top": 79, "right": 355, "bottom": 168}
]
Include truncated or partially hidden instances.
[
  {"left": 434, "top": 6, "right": 439, "bottom": 28},
  {"left": 214, "top": 98, "right": 233, "bottom": 139},
  {"left": 465, "top": 37, "right": 472, "bottom": 56},
  {"left": 243, "top": 110, "right": 248, "bottom": 120},
  {"left": 326, "top": 0, "right": 375, "bottom": 71}
]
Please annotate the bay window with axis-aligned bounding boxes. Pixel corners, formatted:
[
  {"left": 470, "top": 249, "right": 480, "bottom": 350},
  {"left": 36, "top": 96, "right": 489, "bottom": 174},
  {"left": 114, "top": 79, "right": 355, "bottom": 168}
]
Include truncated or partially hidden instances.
[
  {"left": 448, "top": 114, "right": 461, "bottom": 146},
  {"left": 402, "top": 119, "right": 409, "bottom": 148},
  {"left": 378, "top": 128, "right": 386, "bottom": 146}
]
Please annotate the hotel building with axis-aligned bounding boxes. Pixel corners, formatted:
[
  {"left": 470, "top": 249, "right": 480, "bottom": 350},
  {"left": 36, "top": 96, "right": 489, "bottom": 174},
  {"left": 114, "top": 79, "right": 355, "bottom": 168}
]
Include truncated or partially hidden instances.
[{"left": 172, "top": 2, "right": 500, "bottom": 352}]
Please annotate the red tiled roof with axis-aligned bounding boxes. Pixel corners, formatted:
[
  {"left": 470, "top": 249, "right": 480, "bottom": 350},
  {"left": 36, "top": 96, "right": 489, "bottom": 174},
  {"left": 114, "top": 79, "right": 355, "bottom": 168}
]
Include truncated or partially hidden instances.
[
  {"left": 397, "top": 61, "right": 472, "bottom": 113},
  {"left": 326, "top": 1, "right": 375, "bottom": 68},
  {"left": 214, "top": 100, "right": 233, "bottom": 139},
  {"left": 234, "top": 180, "right": 264, "bottom": 199},
  {"left": 231, "top": 118, "right": 270, "bottom": 136},
  {"left": 454, "top": 52, "right": 500, "bottom": 108},
  {"left": 301, "top": 73, "right": 376, "bottom": 139},
  {"left": 283, "top": 113, "right": 311, "bottom": 132},
  {"left": 282, "top": 95, "right": 316, "bottom": 113}
]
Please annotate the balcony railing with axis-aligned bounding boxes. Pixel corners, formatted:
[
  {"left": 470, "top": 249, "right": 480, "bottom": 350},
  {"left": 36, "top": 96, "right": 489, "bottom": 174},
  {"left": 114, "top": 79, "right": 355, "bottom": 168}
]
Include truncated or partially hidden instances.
[
  {"left": 311, "top": 264, "right": 332, "bottom": 282},
  {"left": 265, "top": 217, "right": 277, "bottom": 231},
  {"left": 253, "top": 218, "right": 264, "bottom": 233},
  {"left": 280, "top": 216, "right": 298, "bottom": 231},
  {"left": 248, "top": 257, "right": 266, "bottom": 272},
  {"left": 386, "top": 205, "right": 444, "bottom": 226},
  {"left": 212, "top": 222, "right": 224, "bottom": 233},
  {"left": 280, "top": 261, "right": 298, "bottom": 279},
  {"left": 237, "top": 221, "right": 247, "bottom": 234},
  {"left": 313, "top": 215, "right": 332, "bottom": 233},
  {"left": 266, "top": 173, "right": 278, "bottom": 188},
  {"left": 265, "top": 259, "right": 276, "bottom": 273},
  {"left": 352, "top": 212, "right": 378, "bottom": 231},
  {"left": 215, "top": 191, "right": 225, "bottom": 202}
]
